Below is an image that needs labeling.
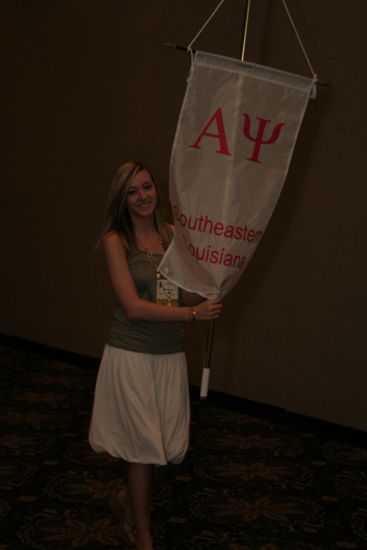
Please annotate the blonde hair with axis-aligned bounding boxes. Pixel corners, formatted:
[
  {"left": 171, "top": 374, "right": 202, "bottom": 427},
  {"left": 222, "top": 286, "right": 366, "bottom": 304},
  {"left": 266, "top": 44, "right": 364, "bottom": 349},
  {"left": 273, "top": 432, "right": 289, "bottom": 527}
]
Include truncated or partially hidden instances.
[{"left": 101, "top": 161, "right": 171, "bottom": 251}]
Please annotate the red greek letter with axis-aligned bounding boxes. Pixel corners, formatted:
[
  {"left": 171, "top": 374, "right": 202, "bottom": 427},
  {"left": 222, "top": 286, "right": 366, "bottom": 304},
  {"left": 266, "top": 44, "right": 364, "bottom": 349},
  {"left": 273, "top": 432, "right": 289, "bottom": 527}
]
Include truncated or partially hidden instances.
[
  {"left": 243, "top": 114, "right": 285, "bottom": 163},
  {"left": 190, "top": 107, "right": 231, "bottom": 156}
]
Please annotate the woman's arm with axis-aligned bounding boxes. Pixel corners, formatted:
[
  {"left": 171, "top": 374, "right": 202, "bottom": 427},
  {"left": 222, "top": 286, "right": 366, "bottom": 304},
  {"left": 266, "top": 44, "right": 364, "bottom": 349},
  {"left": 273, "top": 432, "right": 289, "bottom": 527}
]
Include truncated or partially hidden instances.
[
  {"left": 181, "top": 290, "right": 205, "bottom": 307},
  {"left": 103, "top": 231, "right": 222, "bottom": 322}
]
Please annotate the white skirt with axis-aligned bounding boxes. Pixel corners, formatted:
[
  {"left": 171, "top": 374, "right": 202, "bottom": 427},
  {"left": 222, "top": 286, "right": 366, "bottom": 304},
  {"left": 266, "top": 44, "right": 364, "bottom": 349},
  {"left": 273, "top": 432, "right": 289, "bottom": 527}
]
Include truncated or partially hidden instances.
[{"left": 89, "top": 345, "right": 190, "bottom": 465}]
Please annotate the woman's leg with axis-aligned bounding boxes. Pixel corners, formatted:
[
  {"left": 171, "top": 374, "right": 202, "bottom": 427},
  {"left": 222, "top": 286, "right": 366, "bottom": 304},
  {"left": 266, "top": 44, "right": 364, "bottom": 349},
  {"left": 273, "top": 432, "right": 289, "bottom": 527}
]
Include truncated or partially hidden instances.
[{"left": 128, "top": 462, "right": 154, "bottom": 549}]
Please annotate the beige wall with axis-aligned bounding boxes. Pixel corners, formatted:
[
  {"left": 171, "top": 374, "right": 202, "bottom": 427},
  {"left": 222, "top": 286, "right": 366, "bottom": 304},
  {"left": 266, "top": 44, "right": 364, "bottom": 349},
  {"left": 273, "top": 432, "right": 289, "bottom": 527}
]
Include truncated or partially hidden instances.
[{"left": 1, "top": 1, "right": 366, "bottom": 430}]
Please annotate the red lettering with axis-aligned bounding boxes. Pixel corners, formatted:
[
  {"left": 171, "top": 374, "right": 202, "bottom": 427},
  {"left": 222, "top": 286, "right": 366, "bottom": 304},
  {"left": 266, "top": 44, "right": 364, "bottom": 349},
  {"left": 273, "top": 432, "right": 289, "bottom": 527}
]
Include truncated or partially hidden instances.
[
  {"left": 224, "top": 225, "right": 235, "bottom": 238},
  {"left": 243, "top": 114, "right": 285, "bottom": 163},
  {"left": 214, "top": 222, "right": 224, "bottom": 236},
  {"left": 247, "top": 229, "right": 255, "bottom": 242},
  {"left": 190, "top": 107, "right": 231, "bottom": 156},
  {"left": 202, "top": 215, "right": 213, "bottom": 233}
]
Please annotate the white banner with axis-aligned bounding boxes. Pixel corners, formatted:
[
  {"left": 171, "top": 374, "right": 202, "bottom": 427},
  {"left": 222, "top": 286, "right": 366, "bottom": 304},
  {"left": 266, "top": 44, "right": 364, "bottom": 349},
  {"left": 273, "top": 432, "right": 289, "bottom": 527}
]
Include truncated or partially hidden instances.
[{"left": 159, "top": 51, "right": 316, "bottom": 298}]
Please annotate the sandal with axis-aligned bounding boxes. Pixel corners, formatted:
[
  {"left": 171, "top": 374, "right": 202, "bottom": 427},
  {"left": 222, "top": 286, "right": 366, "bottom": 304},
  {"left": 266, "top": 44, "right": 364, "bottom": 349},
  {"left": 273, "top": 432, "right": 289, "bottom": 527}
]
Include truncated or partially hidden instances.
[{"left": 108, "top": 486, "right": 137, "bottom": 546}]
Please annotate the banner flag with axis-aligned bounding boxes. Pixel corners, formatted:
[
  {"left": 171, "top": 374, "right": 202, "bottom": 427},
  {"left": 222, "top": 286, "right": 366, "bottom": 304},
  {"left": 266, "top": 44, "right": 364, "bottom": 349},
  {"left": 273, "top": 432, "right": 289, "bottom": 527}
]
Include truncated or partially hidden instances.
[{"left": 159, "top": 51, "right": 316, "bottom": 298}]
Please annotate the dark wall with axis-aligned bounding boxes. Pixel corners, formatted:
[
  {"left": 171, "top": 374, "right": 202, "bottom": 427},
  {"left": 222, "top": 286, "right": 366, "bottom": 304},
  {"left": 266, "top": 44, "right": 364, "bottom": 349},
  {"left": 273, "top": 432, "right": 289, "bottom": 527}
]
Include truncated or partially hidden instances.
[{"left": 1, "top": 1, "right": 366, "bottom": 430}]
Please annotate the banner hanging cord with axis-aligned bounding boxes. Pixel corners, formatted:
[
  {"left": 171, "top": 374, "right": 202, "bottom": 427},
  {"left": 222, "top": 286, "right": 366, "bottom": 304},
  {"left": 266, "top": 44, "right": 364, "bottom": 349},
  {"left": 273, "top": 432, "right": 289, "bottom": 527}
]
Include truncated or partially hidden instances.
[
  {"left": 187, "top": 0, "right": 226, "bottom": 50},
  {"left": 186, "top": 0, "right": 317, "bottom": 80},
  {"left": 281, "top": 0, "right": 317, "bottom": 79}
]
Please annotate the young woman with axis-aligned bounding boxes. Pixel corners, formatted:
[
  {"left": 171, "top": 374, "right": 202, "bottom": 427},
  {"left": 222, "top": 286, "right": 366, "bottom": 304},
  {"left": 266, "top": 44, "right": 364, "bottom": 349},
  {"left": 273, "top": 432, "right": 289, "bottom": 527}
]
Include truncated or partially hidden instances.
[{"left": 89, "top": 161, "right": 222, "bottom": 549}]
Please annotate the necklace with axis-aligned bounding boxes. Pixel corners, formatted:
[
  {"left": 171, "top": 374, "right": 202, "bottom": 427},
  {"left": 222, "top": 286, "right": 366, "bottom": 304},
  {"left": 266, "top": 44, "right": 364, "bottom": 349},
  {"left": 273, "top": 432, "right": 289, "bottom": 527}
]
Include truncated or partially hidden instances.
[
  {"left": 137, "top": 232, "right": 179, "bottom": 307},
  {"left": 137, "top": 233, "right": 164, "bottom": 280}
]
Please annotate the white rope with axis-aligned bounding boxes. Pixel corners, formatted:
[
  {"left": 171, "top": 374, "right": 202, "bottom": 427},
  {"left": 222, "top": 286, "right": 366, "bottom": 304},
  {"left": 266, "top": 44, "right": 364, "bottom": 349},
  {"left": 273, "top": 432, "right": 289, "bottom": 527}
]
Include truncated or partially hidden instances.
[
  {"left": 186, "top": 0, "right": 317, "bottom": 81},
  {"left": 281, "top": 0, "right": 317, "bottom": 78},
  {"left": 187, "top": 0, "right": 227, "bottom": 50}
]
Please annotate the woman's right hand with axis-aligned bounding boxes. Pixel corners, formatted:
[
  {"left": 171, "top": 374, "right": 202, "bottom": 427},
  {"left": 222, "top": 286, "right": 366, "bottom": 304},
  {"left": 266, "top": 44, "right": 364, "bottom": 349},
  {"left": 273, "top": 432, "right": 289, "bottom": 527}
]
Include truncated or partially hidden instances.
[{"left": 194, "top": 298, "right": 223, "bottom": 321}]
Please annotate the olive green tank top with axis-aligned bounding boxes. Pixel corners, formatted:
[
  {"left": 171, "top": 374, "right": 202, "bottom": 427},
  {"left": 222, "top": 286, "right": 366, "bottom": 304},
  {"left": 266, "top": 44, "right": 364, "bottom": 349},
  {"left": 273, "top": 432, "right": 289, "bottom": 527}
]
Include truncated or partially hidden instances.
[{"left": 106, "top": 247, "right": 185, "bottom": 354}]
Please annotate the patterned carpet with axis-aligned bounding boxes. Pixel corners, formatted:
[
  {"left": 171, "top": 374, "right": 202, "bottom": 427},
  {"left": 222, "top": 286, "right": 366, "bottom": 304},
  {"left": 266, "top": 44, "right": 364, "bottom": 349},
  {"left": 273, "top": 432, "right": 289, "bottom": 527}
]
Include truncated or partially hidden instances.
[{"left": 0, "top": 340, "right": 367, "bottom": 550}]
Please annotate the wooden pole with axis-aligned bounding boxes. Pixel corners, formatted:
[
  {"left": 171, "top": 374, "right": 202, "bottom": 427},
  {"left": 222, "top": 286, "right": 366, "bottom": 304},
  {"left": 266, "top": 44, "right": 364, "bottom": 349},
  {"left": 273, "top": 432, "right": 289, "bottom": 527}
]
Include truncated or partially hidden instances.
[
  {"left": 240, "top": 0, "right": 252, "bottom": 61},
  {"left": 200, "top": 320, "right": 216, "bottom": 399},
  {"left": 200, "top": 1, "right": 252, "bottom": 400}
]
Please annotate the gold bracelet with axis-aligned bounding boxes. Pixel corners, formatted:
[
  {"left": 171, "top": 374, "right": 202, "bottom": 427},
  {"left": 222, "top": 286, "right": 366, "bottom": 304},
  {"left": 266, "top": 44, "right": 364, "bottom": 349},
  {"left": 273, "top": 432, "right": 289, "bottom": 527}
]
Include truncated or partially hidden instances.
[{"left": 190, "top": 309, "right": 197, "bottom": 322}]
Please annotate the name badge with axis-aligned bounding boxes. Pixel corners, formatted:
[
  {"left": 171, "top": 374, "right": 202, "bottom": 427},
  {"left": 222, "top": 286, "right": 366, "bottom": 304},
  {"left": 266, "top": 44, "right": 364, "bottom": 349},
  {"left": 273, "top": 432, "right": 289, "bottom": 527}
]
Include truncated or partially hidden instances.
[{"left": 156, "top": 277, "right": 179, "bottom": 306}]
